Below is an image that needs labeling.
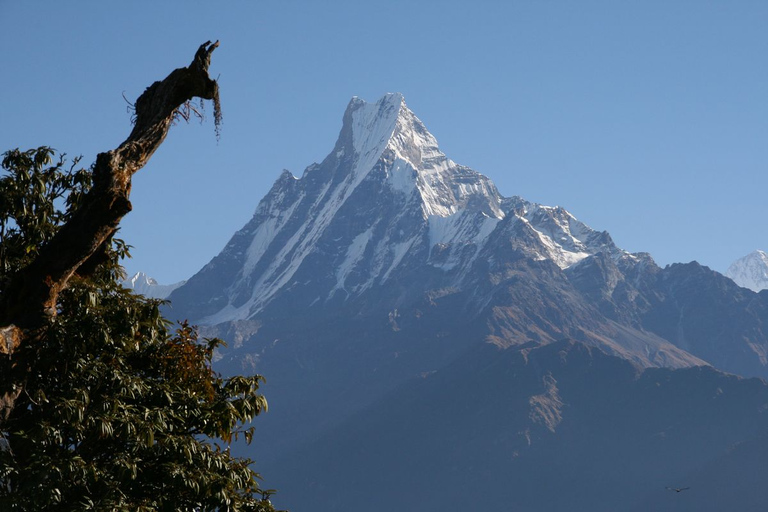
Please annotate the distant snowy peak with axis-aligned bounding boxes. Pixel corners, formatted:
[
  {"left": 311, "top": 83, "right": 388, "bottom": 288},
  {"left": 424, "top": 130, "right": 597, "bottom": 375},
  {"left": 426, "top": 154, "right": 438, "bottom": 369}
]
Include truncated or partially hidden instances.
[
  {"left": 123, "top": 272, "right": 186, "bottom": 299},
  {"left": 725, "top": 250, "right": 768, "bottom": 292}
]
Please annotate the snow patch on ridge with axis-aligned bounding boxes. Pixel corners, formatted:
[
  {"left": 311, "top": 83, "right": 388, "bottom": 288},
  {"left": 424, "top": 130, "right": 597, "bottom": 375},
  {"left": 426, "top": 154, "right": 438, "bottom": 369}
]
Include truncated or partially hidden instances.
[
  {"left": 333, "top": 227, "right": 375, "bottom": 293},
  {"left": 387, "top": 158, "right": 417, "bottom": 194},
  {"left": 381, "top": 236, "right": 419, "bottom": 281},
  {"left": 243, "top": 197, "right": 302, "bottom": 274},
  {"left": 428, "top": 213, "right": 493, "bottom": 248},
  {"left": 518, "top": 204, "right": 626, "bottom": 269},
  {"left": 428, "top": 213, "right": 500, "bottom": 270}
]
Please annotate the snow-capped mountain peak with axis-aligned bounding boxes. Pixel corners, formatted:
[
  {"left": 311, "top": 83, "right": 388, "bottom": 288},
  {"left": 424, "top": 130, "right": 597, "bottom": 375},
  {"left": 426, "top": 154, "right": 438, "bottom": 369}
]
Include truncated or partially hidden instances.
[
  {"left": 725, "top": 250, "right": 768, "bottom": 292},
  {"left": 170, "top": 94, "right": 632, "bottom": 324}
]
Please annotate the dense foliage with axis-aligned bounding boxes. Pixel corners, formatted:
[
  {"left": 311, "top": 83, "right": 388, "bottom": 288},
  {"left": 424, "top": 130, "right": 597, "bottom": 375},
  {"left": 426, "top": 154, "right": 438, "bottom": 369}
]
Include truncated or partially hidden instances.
[
  {"left": 0, "top": 148, "right": 91, "bottom": 282},
  {"left": 0, "top": 148, "right": 277, "bottom": 511}
]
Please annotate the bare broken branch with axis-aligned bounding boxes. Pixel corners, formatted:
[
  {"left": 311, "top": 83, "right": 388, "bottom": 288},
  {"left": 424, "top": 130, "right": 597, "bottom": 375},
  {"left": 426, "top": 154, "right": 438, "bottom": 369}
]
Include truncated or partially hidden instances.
[{"left": 0, "top": 41, "right": 220, "bottom": 331}]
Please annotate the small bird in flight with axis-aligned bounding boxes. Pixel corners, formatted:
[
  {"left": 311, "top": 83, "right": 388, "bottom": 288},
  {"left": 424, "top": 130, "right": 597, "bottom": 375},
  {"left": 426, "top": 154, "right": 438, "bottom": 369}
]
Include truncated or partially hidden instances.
[{"left": 666, "top": 486, "right": 690, "bottom": 493}]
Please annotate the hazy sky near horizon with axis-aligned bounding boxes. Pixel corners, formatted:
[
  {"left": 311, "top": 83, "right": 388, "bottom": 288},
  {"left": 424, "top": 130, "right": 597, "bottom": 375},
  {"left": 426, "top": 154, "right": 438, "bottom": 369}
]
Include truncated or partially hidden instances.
[{"left": 2, "top": 1, "right": 766, "bottom": 284}]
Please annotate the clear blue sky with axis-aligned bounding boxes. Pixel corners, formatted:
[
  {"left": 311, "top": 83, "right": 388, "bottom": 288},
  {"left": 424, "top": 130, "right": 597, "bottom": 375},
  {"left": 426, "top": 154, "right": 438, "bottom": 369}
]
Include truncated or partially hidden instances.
[{"left": 2, "top": 1, "right": 766, "bottom": 284}]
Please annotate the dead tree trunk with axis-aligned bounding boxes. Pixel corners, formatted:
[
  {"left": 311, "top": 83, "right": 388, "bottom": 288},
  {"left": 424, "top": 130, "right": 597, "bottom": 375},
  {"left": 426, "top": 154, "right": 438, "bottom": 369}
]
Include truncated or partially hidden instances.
[{"left": 0, "top": 41, "right": 221, "bottom": 421}]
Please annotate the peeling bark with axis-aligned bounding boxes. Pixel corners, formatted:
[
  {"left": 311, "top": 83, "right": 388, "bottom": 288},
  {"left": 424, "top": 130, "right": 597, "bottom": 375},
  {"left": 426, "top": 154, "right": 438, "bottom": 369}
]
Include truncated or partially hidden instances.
[{"left": 0, "top": 41, "right": 221, "bottom": 421}]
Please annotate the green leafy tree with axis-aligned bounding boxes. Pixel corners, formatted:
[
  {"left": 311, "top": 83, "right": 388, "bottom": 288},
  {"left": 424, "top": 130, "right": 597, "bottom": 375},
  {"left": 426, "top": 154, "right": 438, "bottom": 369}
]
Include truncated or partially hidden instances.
[{"left": 0, "top": 147, "right": 277, "bottom": 510}]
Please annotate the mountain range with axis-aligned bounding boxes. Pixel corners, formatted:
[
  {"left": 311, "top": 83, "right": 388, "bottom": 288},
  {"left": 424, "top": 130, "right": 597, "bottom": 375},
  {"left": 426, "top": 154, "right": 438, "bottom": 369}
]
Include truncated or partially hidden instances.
[{"left": 161, "top": 94, "right": 768, "bottom": 511}]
